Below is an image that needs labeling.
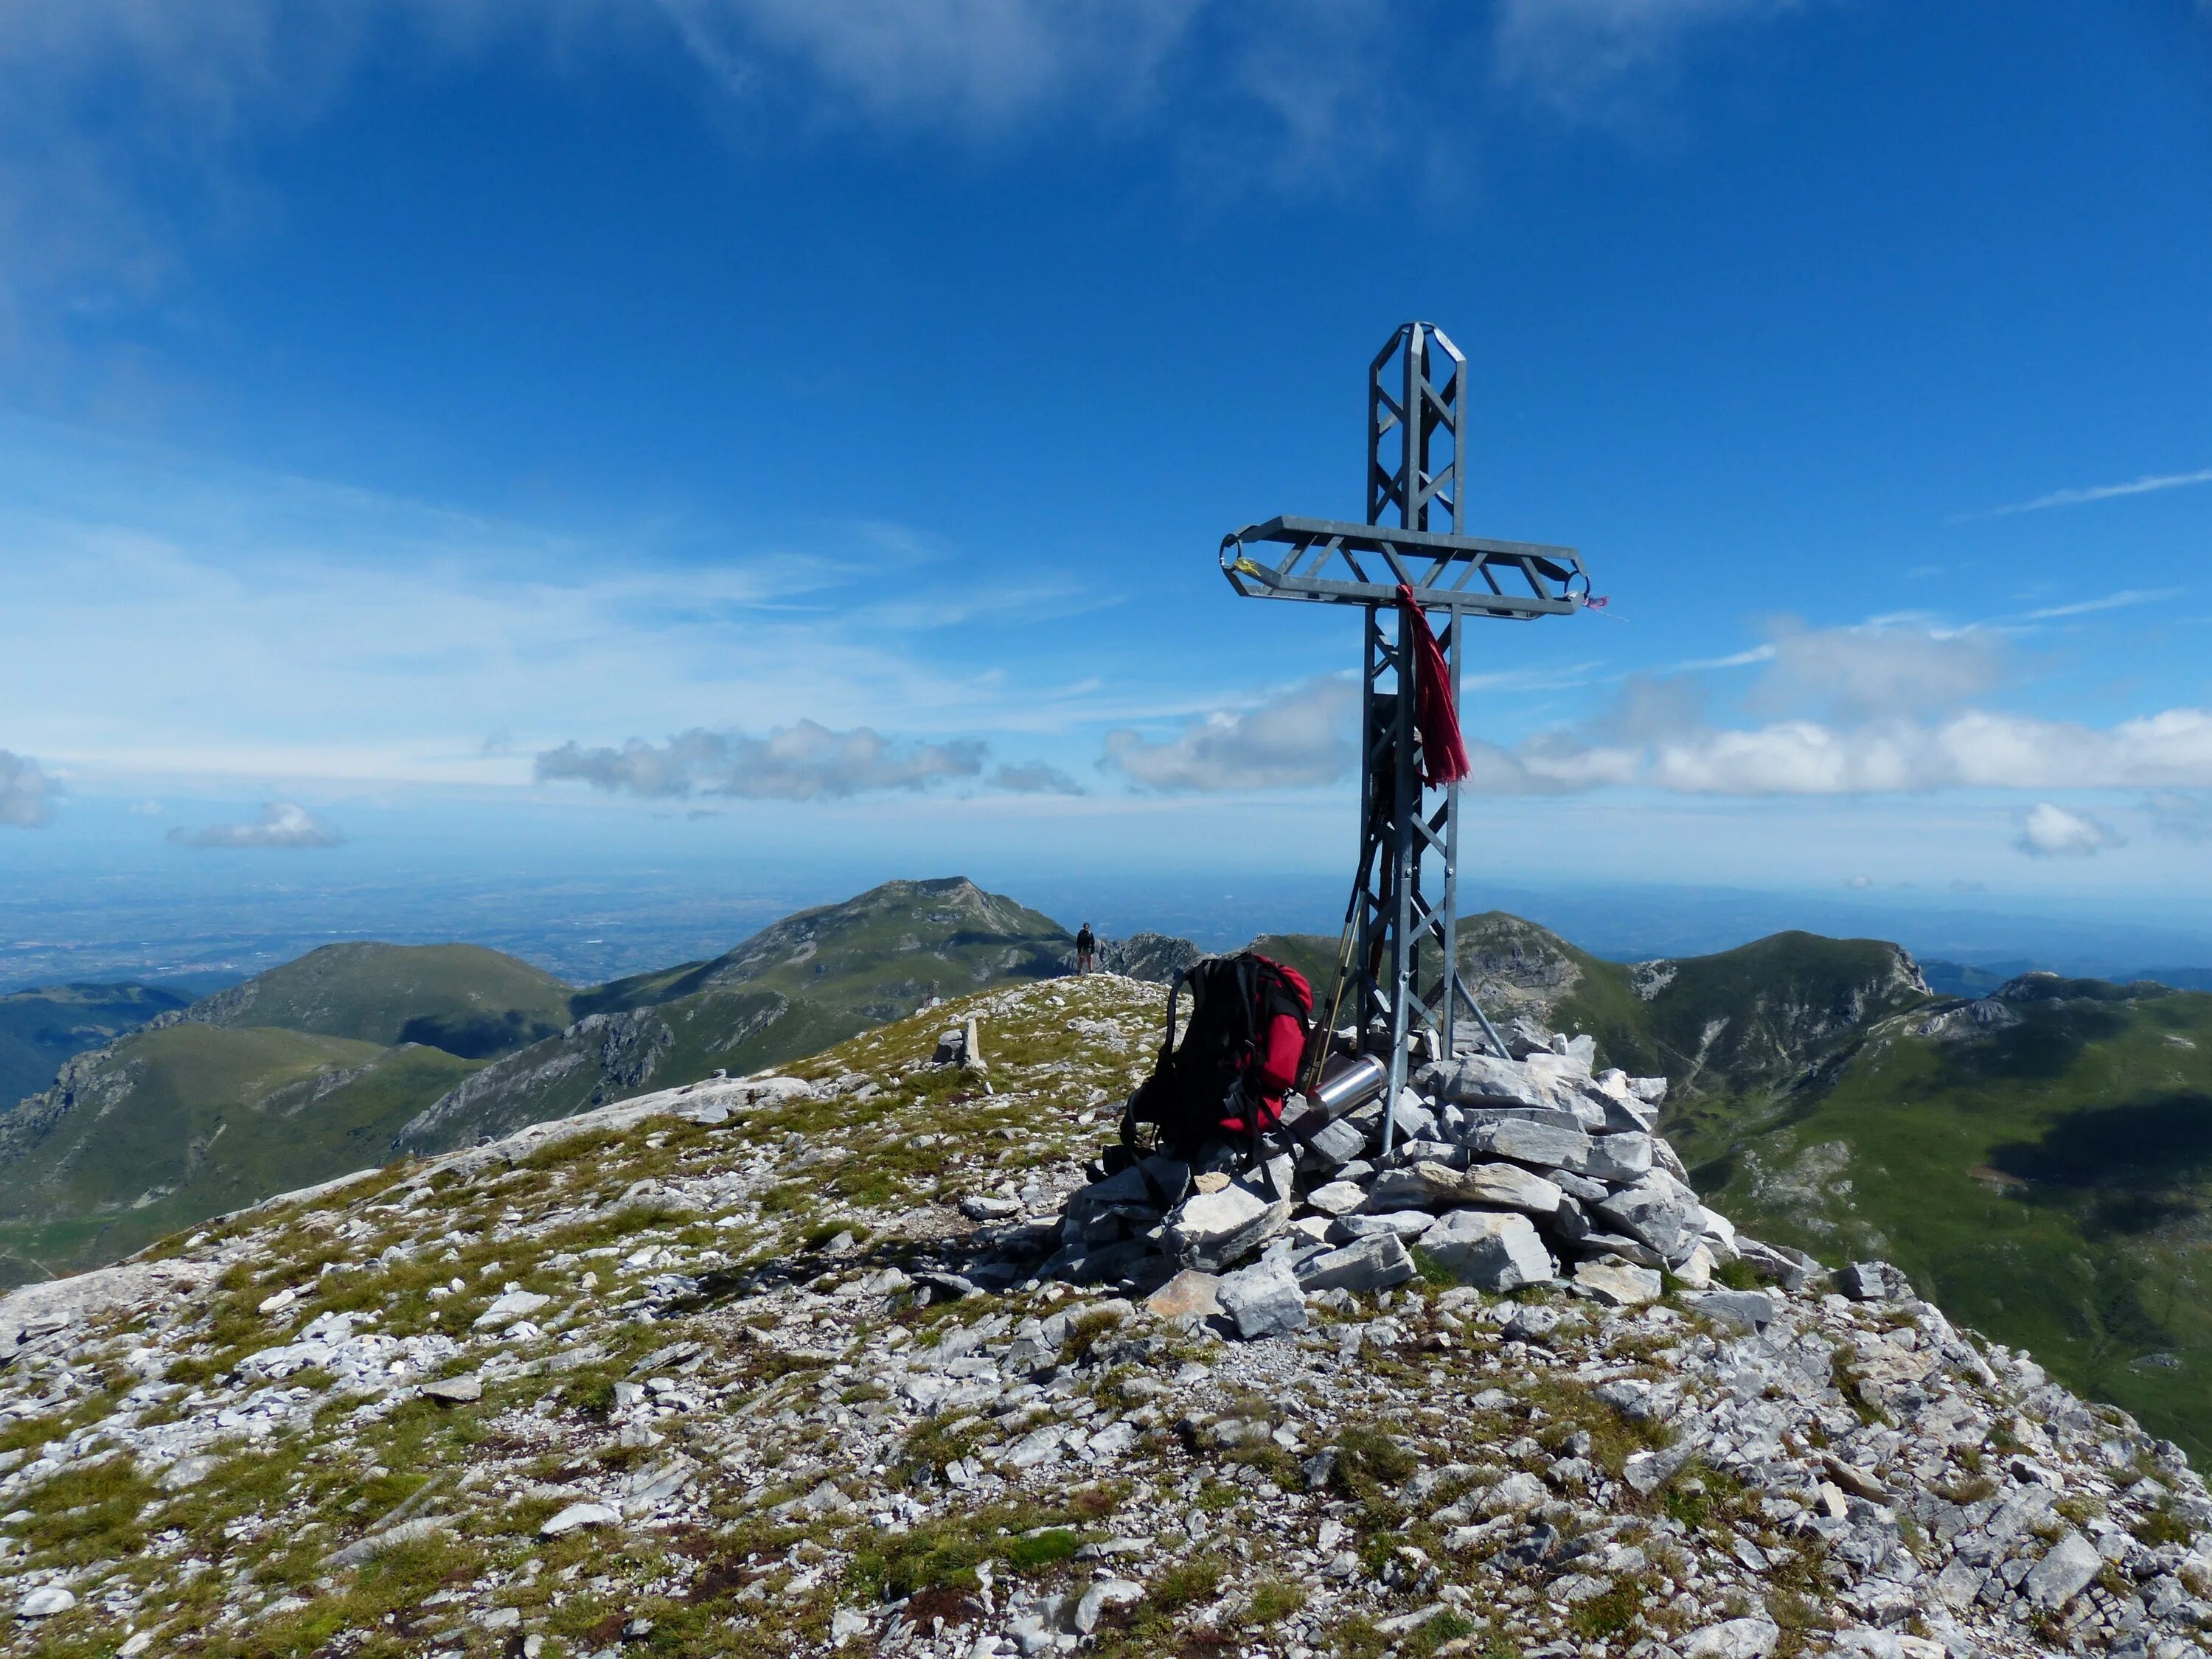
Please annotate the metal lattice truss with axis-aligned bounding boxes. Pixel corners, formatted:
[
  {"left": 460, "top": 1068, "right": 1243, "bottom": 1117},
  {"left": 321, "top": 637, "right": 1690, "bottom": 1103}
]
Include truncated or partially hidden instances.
[
  {"left": 1218, "top": 321, "right": 1593, "bottom": 1155},
  {"left": 1370, "top": 320, "right": 1466, "bottom": 532},
  {"left": 1220, "top": 515, "right": 1583, "bottom": 617}
]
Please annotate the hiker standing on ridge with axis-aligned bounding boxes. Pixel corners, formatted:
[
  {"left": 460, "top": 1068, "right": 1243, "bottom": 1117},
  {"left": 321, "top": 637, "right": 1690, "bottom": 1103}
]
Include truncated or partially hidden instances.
[{"left": 1075, "top": 923, "right": 1096, "bottom": 976}]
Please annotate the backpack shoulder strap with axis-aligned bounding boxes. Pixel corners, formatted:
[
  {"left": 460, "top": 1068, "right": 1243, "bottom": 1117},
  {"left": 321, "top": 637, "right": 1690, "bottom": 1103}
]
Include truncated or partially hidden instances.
[
  {"left": 1249, "top": 954, "right": 1312, "bottom": 1022},
  {"left": 1161, "top": 965, "right": 1189, "bottom": 1058}
]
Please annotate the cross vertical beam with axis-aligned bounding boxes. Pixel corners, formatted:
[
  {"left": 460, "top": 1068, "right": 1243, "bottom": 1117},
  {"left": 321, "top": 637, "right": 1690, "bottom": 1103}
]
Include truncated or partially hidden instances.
[
  {"left": 1369, "top": 321, "right": 1467, "bottom": 535},
  {"left": 1362, "top": 324, "right": 1475, "bottom": 1150},
  {"left": 1220, "top": 321, "right": 1590, "bottom": 1159}
]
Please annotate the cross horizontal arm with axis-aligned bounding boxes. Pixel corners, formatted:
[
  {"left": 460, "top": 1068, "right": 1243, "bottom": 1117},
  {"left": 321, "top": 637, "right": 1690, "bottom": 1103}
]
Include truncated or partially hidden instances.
[{"left": 1220, "top": 515, "right": 1587, "bottom": 616}]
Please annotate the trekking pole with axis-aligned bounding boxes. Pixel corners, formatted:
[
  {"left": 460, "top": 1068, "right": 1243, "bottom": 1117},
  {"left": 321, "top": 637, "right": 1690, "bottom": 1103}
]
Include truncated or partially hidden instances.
[
  {"left": 1303, "top": 812, "right": 1385, "bottom": 1092},
  {"left": 1303, "top": 890, "right": 1360, "bottom": 1093}
]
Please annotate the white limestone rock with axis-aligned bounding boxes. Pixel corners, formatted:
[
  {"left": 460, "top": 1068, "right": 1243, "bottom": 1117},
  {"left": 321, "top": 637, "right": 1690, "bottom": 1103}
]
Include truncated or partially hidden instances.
[
  {"left": 1462, "top": 1117, "right": 1591, "bottom": 1171},
  {"left": 1303, "top": 1180, "right": 1368, "bottom": 1218},
  {"left": 2023, "top": 1530, "right": 2101, "bottom": 1610},
  {"left": 1573, "top": 1259, "right": 1661, "bottom": 1307},
  {"left": 1166, "top": 1178, "right": 1289, "bottom": 1273},
  {"left": 1074, "top": 1579, "right": 1143, "bottom": 1634},
  {"left": 1296, "top": 1116, "right": 1368, "bottom": 1172},
  {"left": 1571, "top": 1130, "right": 1654, "bottom": 1183},
  {"left": 473, "top": 1289, "right": 552, "bottom": 1331},
  {"left": 1419, "top": 1209, "right": 1554, "bottom": 1292},
  {"left": 1215, "top": 1255, "right": 1307, "bottom": 1340},
  {"left": 1683, "top": 1617, "right": 1779, "bottom": 1659},
  {"left": 1594, "top": 1177, "right": 1697, "bottom": 1258},
  {"left": 1837, "top": 1259, "right": 1913, "bottom": 1301},
  {"left": 1366, "top": 1160, "right": 1563, "bottom": 1218},
  {"left": 1672, "top": 1242, "right": 1716, "bottom": 1289},
  {"left": 1418, "top": 1054, "right": 1562, "bottom": 1112},
  {"left": 540, "top": 1501, "right": 620, "bottom": 1537},
  {"left": 1293, "top": 1231, "right": 1414, "bottom": 1295},
  {"left": 15, "top": 1586, "right": 76, "bottom": 1619},
  {"left": 1329, "top": 1211, "right": 1439, "bottom": 1243}
]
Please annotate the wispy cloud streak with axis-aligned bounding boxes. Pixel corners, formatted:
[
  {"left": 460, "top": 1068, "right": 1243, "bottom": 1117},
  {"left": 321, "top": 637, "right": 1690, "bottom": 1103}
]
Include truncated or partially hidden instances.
[
  {"left": 2016, "top": 588, "right": 2182, "bottom": 622},
  {"left": 1962, "top": 467, "right": 2212, "bottom": 520}
]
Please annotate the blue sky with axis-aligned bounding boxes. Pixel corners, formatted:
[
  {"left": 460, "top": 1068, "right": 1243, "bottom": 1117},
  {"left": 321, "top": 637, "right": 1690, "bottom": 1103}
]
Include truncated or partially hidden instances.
[{"left": 2, "top": 0, "right": 2211, "bottom": 944}]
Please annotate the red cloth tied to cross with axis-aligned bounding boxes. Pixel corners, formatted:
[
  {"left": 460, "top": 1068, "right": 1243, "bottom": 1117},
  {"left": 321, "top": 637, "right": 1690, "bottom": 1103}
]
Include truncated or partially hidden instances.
[{"left": 1396, "top": 583, "right": 1472, "bottom": 787}]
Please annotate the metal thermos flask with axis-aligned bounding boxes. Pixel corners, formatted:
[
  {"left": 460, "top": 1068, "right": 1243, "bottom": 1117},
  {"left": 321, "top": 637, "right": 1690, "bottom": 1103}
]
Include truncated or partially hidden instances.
[{"left": 1308, "top": 1051, "right": 1388, "bottom": 1120}]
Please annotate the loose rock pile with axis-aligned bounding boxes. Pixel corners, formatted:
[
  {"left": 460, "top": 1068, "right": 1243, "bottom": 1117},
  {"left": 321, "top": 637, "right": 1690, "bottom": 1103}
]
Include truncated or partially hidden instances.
[{"left": 1047, "top": 1015, "right": 1807, "bottom": 1340}]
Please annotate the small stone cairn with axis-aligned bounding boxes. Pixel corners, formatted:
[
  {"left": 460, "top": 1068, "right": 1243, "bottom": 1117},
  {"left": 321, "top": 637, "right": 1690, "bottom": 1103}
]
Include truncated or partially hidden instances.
[{"left": 1046, "top": 1014, "right": 1814, "bottom": 1340}]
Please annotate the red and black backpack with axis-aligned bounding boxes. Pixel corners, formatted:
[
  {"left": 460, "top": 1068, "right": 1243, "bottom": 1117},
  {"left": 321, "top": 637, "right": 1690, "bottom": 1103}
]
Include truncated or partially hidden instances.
[{"left": 1121, "top": 952, "right": 1313, "bottom": 1156}]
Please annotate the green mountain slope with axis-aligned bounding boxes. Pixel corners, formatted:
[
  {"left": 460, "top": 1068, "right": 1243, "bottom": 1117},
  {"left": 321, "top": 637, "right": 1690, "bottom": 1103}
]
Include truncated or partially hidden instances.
[
  {"left": 189, "top": 941, "right": 573, "bottom": 1058},
  {"left": 1455, "top": 912, "right": 1932, "bottom": 1102},
  {"left": 392, "top": 877, "right": 1073, "bottom": 1155},
  {"left": 0, "top": 942, "right": 571, "bottom": 1287},
  {"left": 1253, "top": 915, "right": 1928, "bottom": 1110},
  {"left": 0, "top": 981, "right": 190, "bottom": 1108},
  {"left": 1684, "top": 974, "right": 2212, "bottom": 1461},
  {"left": 0, "top": 885, "right": 1073, "bottom": 1284},
  {"left": 0, "top": 1023, "right": 479, "bottom": 1283}
]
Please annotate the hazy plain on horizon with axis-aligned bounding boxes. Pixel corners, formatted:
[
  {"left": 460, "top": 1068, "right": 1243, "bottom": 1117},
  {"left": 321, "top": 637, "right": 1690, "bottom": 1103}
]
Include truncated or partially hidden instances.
[{"left": 9, "top": 846, "right": 2212, "bottom": 995}]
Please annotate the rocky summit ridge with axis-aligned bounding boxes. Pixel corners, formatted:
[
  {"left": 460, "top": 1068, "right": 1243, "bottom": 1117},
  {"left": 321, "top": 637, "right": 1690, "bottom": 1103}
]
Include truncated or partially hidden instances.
[{"left": 1, "top": 974, "right": 2210, "bottom": 1659}]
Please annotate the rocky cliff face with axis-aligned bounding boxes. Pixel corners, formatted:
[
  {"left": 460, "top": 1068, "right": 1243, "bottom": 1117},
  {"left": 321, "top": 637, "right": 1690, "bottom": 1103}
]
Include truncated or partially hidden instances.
[
  {"left": 0, "top": 982, "right": 191, "bottom": 1114},
  {"left": 386, "top": 1002, "right": 713, "bottom": 1156},
  {"left": 1721, "top": 949, "right": 1924, "bottom": 1088},
  {"left": 1611, "top": 937, "right": 1930, "bottom": 1105},
  {"left": 1088, "top": 934, "right": 1203, "bottom": 985},
  {"left": 1458, "top": 913, "right": 1593, "bottom": 1025},
  {"left": 1, "top": 976, "right": 2208, "bottom": 1659},
  {"left": 0, "top": 1035, "right": 156, "bottom": 1164}
]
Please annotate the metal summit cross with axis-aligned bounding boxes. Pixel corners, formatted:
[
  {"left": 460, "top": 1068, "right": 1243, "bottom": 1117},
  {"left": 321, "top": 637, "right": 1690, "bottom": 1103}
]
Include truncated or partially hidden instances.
[{"left": 1220, "top": 321, "right": 1592, "bottom": 1145}]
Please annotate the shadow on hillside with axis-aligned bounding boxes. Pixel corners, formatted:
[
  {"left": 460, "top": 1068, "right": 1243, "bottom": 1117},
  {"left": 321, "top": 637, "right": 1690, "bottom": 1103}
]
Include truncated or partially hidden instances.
[
  {"left": 666, "top": 1219, "right": 1060, "bottom": 1315},
  {"left": 400, "top": 1011, "right": 563, "bottom": 1060},
  {"left": 1987, "top": 1090, "right": 2212, "bottom": 1236},
  {"left": 568, "top": 962, "right": 721, "bottom": 1019},
  {"left": 1941, "top": 1001, "right": 2135, "bottom": 1087}
]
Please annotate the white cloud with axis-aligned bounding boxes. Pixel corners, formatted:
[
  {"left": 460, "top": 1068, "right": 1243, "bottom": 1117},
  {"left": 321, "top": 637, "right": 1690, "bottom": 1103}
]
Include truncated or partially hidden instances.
[
  {"left": 167, "top": 801, "right": 343, "bottom": 848},
  {"left": 535, "top": 721, "right": 987, "bottom": 801},
  {"left": 1101, "top": 676, "right": 1357, "bottom": 793},
  {"left": 990, "top": 761, "right": 1084, "bottom": 796},
  {"left": 1599, "top": 707, "right": 2212, "bottom": 796},
  {"left": 1844, "top": 874, "right": 1873, "bottom": 888},
  {"left": 1750, "top": 619, "right": 2004, "bottom": 720},
  {"left": 0, "top": 750, "right": 55, "bottom": 827},
  {"left": 1463, "top": 731, "right": 1642, "bottom": 795},
  {"left": 2144, "top": 790, "right": 2212, "bottom": 844},
  {"left": 2014, "top": 802, "right": 2123, "bottom": 860},
  {"left": 667, "top": 0, "right": 1203, "bottom": 132},
  {"left": 1492, "top": 0, "right": 1803, "bottom": 122},
  {"left": 1449, "top": 622, "right": 2212, "bottom": 799},
  {"left": 1969, "top": 467, "right": 2212, "bottom": 518}
]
